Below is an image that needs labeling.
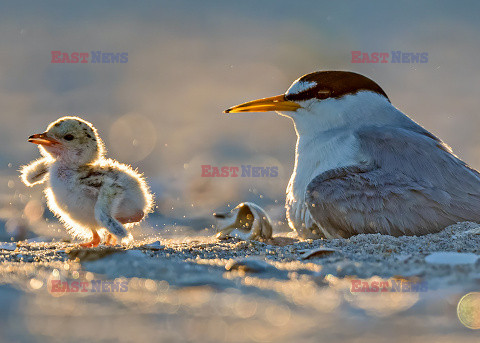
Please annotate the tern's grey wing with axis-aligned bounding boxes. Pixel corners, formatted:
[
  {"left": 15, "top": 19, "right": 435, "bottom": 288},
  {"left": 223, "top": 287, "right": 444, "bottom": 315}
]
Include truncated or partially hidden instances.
[{"left": 305, "top": 126, "right": 480, "bottom": 238}]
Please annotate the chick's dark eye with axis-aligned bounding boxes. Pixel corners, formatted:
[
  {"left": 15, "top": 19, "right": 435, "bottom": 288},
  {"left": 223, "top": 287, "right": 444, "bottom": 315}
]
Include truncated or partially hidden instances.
[{"left": 64, "top": 134, "right": 74, "bottom": 141}]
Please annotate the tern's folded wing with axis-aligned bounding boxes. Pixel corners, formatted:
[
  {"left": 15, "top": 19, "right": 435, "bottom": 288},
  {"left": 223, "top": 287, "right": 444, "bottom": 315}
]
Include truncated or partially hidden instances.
[{"left": 305, "top": 126, "right": 480, "bottom": 237}]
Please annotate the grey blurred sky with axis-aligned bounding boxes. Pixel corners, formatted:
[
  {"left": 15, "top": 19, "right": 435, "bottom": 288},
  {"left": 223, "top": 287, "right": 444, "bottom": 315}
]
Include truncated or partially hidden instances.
[{"left": 1, "top": 0, "right": 479, "bottom": 218}]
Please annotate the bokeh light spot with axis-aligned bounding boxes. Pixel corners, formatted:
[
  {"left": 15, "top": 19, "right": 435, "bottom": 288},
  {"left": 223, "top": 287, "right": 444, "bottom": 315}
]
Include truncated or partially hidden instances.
[
  {"left": 109, "top": 113, "right": 157, "bottom": 162},
  {"left": 457, "top": 292, "right": 480, "bottom": 329}
]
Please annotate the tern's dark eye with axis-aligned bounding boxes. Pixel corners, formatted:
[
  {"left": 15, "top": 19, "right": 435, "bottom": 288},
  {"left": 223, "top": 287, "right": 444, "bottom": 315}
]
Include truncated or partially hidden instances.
[{"left": 64, "top": 134, "right": 74, "bottom": 141}]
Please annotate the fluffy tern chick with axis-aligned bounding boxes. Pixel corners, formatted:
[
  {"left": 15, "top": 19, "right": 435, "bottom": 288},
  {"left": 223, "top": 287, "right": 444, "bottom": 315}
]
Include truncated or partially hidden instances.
[{"left": 20, "top": 116, "right": 154, "bottom": 247}]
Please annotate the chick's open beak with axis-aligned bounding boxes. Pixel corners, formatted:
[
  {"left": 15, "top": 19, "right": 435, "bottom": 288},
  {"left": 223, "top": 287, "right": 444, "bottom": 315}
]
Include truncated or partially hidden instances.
[
  {"left": 224, "top": 94, "right": 301, "bottom": 113},
  {"left": 28, "top": 133, "right": 60, "bottom": 146}
]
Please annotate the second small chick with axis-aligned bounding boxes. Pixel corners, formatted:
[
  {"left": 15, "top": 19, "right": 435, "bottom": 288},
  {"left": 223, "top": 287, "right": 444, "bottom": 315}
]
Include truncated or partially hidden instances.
[{"left": 20, "top": 116, "right": 154, "bottom": 247}]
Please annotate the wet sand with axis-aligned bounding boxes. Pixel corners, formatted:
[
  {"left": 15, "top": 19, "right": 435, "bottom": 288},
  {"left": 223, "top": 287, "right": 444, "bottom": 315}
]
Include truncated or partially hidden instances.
[{"left": 1, "top": 222, "right": 480, "bottom": 342}]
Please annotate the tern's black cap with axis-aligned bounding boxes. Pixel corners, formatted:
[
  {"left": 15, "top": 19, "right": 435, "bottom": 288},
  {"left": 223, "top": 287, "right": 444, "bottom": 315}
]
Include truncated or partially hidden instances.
[{"left": 284, "top": 71, "right": 389, "bottom": 102}]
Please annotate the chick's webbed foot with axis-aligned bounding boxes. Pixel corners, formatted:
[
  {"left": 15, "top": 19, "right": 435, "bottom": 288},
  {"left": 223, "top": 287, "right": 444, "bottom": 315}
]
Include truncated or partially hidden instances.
[{"left": 79, "top": 230, "right": 101, "bottom": 248}]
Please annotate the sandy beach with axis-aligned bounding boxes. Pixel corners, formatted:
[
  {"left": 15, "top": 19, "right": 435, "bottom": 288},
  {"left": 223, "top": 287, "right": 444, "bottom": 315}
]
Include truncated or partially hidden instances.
[{"left": 1, "top": 220, "right": 480, "bottom": 342}]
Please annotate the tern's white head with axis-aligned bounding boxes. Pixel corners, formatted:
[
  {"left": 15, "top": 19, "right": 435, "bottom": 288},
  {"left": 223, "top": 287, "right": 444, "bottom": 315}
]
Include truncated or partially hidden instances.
[
  {"left": 224, "top": 71, "right": 414, "bottom": 135},
  {"left": 28, "top": 116, "right": 104, "bottom": 165}
]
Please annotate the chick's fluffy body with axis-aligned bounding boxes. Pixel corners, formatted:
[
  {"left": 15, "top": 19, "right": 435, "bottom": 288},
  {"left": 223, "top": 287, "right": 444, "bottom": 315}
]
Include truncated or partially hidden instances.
[{"left": 21, "top": 116, "right": 154, "bottom": 243}]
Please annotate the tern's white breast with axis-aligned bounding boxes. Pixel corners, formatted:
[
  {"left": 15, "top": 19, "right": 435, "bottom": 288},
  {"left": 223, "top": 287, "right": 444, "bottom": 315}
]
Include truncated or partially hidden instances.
[{"left": 286, "top": 132, "right": 362, "bottom": 236}]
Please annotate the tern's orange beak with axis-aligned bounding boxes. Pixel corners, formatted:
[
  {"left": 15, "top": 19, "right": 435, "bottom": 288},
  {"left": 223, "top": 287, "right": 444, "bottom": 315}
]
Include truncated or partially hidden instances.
[
  {"left": 223, "top": 94, "right": 301, "bottom": 114},
  {"left": 28, "top": 133, "right": 61, "bottom": 146}
]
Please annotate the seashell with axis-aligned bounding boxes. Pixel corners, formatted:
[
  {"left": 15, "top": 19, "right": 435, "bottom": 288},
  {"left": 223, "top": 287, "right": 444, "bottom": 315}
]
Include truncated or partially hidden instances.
[
  {"left": 139, "top": 241, "right": 165, "bottom": 251},
  {"left": 225, "top": 258, "right": 274, "bottom": 273},
  {"left": 67, "top": 246, "right": 124, "bottom": 262},
  {"left": 213, "top": 202, "right": 273, "bottom": 241},
  {"left": 299, "top": 247, "right": 338, "bottom": 260}
]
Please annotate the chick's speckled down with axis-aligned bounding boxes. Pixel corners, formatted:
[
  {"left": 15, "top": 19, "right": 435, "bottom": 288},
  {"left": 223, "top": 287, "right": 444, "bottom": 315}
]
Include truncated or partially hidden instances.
[{"left": 20, "top": 116, "right": 154, "bottom": 247}]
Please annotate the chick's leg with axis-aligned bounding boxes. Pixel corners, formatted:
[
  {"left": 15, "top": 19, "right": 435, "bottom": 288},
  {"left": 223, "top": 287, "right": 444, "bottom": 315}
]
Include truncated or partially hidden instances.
[
  {"left": 94, "top": 181, "right": 128, "bottom": 242},
  {"left": 104, "top": 233, "right": 117, "bottom": 246},
  {"left": 79, "top": 230, "right": 101, "bottom": 248}
]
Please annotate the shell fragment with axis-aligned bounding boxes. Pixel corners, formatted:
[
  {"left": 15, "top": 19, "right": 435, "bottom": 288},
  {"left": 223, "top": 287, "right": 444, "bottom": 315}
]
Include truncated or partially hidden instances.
[{"left": 213, "top": 202, "right": 273, "bottom": 241}]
